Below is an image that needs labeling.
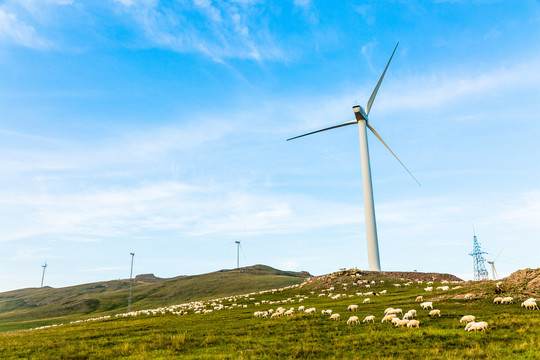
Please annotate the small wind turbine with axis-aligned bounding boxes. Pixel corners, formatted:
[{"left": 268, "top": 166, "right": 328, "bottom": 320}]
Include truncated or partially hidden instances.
[
  {"left": 40, "top": 261, "right": 48, "bottom": 288},
  {"left": 287, "top": 42, "right": 420, "bottom": 271},
  {"left": 128, "top": 252, "right": 135, "bottom": 311},
  {"left": 484, "top": 250, "right": 502, "bottom": 280}
]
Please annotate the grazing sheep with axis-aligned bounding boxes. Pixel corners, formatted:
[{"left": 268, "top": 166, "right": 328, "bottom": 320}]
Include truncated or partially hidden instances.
[
  {"left": 424, "top": 287, "right": 433, "bottom": 292},
  {"left": 347, "top": 316, "right": 360, "bottom": 324},
  {"left": 363, "top": 298, "right": 371, "bottom": 304},
  {"left": 391, "top": 317, "right": 401, "bottom": 325},
  {"left": 501, "top": 297, "right": 514, "bottom": 304},
  {"left": 464, "top": 293, "right": 475, "bottom": 300},
  {"left": 421, "top": 302, "right": 433, "bottom": 310},
  {"left": 466, "top": 321, "right": 488, "bottom": 332},
  {"left": 460, "top": 315, "right": 476, "bottom": 323},
  {"left": 321, "top": 309, "right": 332, "bottom": 315},
  {"left": 298, "top": 306, "right": 305, "bottom": 312},
  {"left": 380, "top": 290, "right": 387, "bottom": 295},
  {"left": 403, "top": 312, "right": 414, "bottom": 320},
  {"left": 363, "top": 315, "right": 375, "bottom": 323},
  {"left": 381, "top": 314, "right": 396, "bottom": 323},
  {"left": 330, "top": 313, "right": 341, "bottom": 321},
  {"left": 348, "top": 305, "right": 359, "bottom": 311},
  {"left": 429, "top": 309, "right": 441, "bottom": 317},
  {"left": 415, "top": 296, "right": 423, "bottom": 302},
  {"left": 384, "top": 307, "right": 394, "bottom": 314},
  {"left": 493, "top": 297, "right": 503, "bottom": 304},
  {"left": 395, "top": 319, "right": 410, "bottom": 327},
  {"left": 388, "top": 308, "right": 403, "bottom": 316},
  {"left": 407, "top": 320, "right": 420, "bottom": 328},
  {"left": 407, "top": 309, "right": 417, "bottom": 317},
  {"left": 521, "top": 299, "right": 539, "bottom": 310},
  {"left": 305, "top": 307, "right": 317, "bottom": 314}
]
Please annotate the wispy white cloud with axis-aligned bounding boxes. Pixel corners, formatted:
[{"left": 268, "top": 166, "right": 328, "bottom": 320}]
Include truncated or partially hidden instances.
[{"left": 0, "top": 8, "right": 49, "bottom": 48}]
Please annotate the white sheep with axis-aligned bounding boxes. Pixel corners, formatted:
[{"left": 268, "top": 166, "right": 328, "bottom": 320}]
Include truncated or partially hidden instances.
[
  {"left": 465, "top": 321, "right": 488, "bottom": 332},
  {"left": 305, "top": 307, "right": 317, "bottom": 314},
  {"left": 464, "top": 293, "right": 475, "bottom": 300},
  {"left": 407, "top": 309, "right": 417, "bottom": 317},
  {"left": 380, "top": 290, "right": 387, "bottom": 295},
  {"left": 429, "top": 309, "right": 441, "bottom": 317},
  {"left": 420, "top": 302, "right": 433, "bottom": 310},
  {"left": 391, "top": 317, "right": 401, "bottom": 325},
  {"left": 501, "top": 297, "right": 514, "bottom": 304},
  {"left": 384, "top": 307, "right": 394, "bottom": 314},
  {"left": 493, "top": 297, "right": 503, "bottom": 304},
  {"left": 415, "top": 296, "right": 423, "bottom": 302},
  {"left": 348, "top": 304, "right": 359, "bottom": 311},
  {"left": 363, "top": 298, "right": 371, "bottom": 304},
  {"left": 298, "top": 306, "right": 305, "bottom": 311},
  {"left": 424, "top": 287, "right": 433, "bottom": 292},
  {"left": 363, "top": 315, "right": 375, "bottom": 323},
  {"left": 381, "top": 314, "right": 396, "bottom": 323},
  {"left": 347, "top": 316, "right": 360, "bottom": 324},
  {"left": 407, "top": 320, "right": 420, "bottom": 328},
  {"left": 521, "top": 299, "right": 539, "bottom": 310},
  {"left": 395, "top": 319, "right": 409, "bottom": 327},
  {"left": 388, "top": 308, "right": 403, "bottom": 315},
  {"left": 330, "top": 313, "right": 341, "bottom": 321},
  {"left": 284, "top": 309, "right": 294, "bottom": 316},
  {"left": 460, "top": 315, "right": 476, "bottom": 323},
  {"left": 403, "top": 312, "right": 414, "bottom": 320}
]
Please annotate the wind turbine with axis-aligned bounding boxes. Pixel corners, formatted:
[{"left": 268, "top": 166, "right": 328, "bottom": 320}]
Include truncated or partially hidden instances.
[
  {"left": 287, "top": 42, "right": 420, "bottom": 271},
  {"left": 235, "top": 240, "right": 246, "bottom": 269},
  {"left": 40, "top": 261, "right": 48, "bottom": 288},
  {"left": 128, "top": 252, "right": 135, "bottom": 311},
  {"left": 484, "top": 250, "right": 502, "bottom": 280}
]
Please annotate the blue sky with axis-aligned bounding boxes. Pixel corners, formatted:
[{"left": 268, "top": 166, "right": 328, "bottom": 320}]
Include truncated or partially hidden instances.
[{"left": 1, "top": 0, "right": 539, "bottom": 292}]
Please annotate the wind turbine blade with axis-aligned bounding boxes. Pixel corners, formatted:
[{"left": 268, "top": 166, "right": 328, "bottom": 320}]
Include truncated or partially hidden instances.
[
  {"left": 366, "top": 42, "right": 399, "bottom": 116},
  {"left": 494, "top": 250, "right": 503, "bottom": 262},
  {"left": 240, "top": 244, "right": 246, "bottom": 258},
  {"left": 287, "top": 120, "right": 357, "bottom": 141},
  {"left": 366, "top": 122, "right": 421, "bottom": 186}
]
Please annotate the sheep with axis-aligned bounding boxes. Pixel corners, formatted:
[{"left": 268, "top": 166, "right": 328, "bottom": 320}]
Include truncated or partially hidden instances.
[
  {"left": 403, "top": 312, "right": 414, "bottom": 320},
  {"left": 407, "top": 309, "right": 417, "bottom": 317},
  {"left": 493, "top": 297, "right": 503, "bottom": 304},
  {"left": 321, "top": 309, "right": 332, "bottom": 315},
  {"left": 298, "top": 306, "right": 305, "bottom": 312},
  {"left": 363, "top": 298, "right": 371, "bottom": 304},
  {"left": 391, "top": 317, "right": 401, "bottom": 325},
  {"left": 380, "top": 290, "right": 387, "bottom": 295},
  {"left": 347, "top": 316, "right": 360, "bottom": 324},
  {"left": 464, "top": 293, "right": 475, "bottom": 300},
  {"left": 363, "top": 315, "right": 375, "bottom": 323},
  {"left": 521, "top": 299, "right": 539, "bottom": 310},
  {"left": 460, "top": 315, "right": 476, "bottom": 323},
  {"left": 347, "top": 305, "right": 359, "bottom": 312},
  {"left": 330, "top": 313, "right": 341, "bottom": 321},
  {"left": 384, "top": 307, "right": 394, "bottom": 314},
  {"left": 429, "top": 309, "right": 441, "bottom": 317},
  {"left": 466, "top": 321, "right": 488, "bottom": 332},
  {"left": 388, "top": 308, "right": 403, "bottom": 316},
  {"left": 415, "top": 296, "right": 423, "bottom": 302},
  {"left": 284, "top": 310, "right": 294, "bottom": 316},
  {"left": 395, "top": 319, "right": 410, "bottom": 327},
  {"left": 424, "top": 287, "right": 433, "bottom": 292},
  {"left": 502, "top": 297, "right": 514, "bottom": 304},
  {"left": 381, "top": 314, "right": 396, "bottom": 323},
  {"left": 407, "top": 320, "right": 420, "bottom": 328},
  {"left": 421, "top": 302, "right": 433, "bottom": 310},
  {"left": 305, "top": 307, "right": 317, "bottom": 314}
]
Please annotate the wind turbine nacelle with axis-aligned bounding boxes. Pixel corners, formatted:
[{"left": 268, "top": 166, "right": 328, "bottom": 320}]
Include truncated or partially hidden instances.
[{"left": 353, "top": 105, "right": 368, "bottom": 121}]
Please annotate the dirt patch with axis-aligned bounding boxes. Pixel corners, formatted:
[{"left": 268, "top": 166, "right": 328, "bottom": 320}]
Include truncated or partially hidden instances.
[{"left": 498, "top": 268, "right": 540, "bottom": 297}]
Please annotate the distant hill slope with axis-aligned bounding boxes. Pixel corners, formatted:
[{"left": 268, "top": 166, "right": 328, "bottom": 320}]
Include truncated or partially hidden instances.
[{"left": 0, "top": 264, "right": 310, "bottom": 331}]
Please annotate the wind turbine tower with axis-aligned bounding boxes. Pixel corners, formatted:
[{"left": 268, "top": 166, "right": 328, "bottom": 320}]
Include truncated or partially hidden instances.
[
  {"left": 235, "top": 241, "right": 240, "bottom": 269},
  {"left": 484, "top": 250, "right": 502, "bottom": 280},
  {"left": 469, "top": 233, "right": 489, "bottom": 281},
  {"left": 40, "top": 261, "right": 48, "bottom": 288},
  {"left": 128, "top": 252, "right": 135, "bottom": 311},
  {"left": 287, "top": 42, "right": 420, "bottom": 271}
]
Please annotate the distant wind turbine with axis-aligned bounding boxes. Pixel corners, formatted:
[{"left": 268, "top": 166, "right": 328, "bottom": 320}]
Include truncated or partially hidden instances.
[
  {"left": 40, "top": 261, "right": 48, "bottom": 288},
  {"left": 128, "top": 252, "right": 135, "bottom": 311},
  {"left": 484, "top": 250, "right": 502, "bottom": 280},
  {"left": 235, "top": 240, "right": 246, "bottom": 269},
  {"left": 287, "top": 42, "right": 420, "bottom": 271}
]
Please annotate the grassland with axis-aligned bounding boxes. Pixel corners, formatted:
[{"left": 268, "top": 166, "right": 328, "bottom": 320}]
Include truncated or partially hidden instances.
[{"left": 1, "top": 267, "right": 539, "bottom": 359}]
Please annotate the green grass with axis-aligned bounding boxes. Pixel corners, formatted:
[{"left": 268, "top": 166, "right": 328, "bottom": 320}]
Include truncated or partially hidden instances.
[{"left": 1, "top": 270, "right": 538, "bottom": 359}]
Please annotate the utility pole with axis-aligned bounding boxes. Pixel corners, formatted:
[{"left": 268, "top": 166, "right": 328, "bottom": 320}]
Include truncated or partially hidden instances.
[{"left": 128, "top": 252, "right": 135, "bottom": 311}]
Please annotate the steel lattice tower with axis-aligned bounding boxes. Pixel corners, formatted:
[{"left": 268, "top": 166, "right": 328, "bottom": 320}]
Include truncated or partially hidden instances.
[{"left": 469, "top": 235, "right": 489, "bottom": 281}]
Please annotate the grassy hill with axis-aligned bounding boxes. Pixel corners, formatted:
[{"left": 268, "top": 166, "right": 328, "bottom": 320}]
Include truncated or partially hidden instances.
[
  {"left": 1, "top": 267, "right": 538, "bottom": 359},
  {"left": 0, "top": 264, "right": 309, "bottom": 332}
]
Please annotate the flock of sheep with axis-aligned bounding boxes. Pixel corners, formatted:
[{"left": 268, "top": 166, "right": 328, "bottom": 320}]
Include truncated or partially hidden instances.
[{"left": 27, "top": 271, "right": 538, "bottom": 335}]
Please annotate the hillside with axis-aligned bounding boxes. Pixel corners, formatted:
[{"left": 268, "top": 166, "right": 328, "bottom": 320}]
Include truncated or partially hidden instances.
[
  {"left": 1, "top": 267, "right": 538, "bottom": 359},
  {"left": 0, "top": 264, "right": 309, "bottom": 332}
]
